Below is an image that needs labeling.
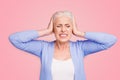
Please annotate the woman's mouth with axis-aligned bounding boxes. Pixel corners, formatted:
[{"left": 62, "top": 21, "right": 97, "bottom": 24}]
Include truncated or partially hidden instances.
[{"left": 59, "top": 34, "right": 68, "bottom": 37}]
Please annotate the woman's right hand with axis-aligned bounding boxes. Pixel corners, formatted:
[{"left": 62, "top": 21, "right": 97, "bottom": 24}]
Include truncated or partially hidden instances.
[
  {"left": 47, "top": 17, "right": 54, "bottom": 34},
  {"left": 37, "top": 17, "right": 54, "bottom": 37}
]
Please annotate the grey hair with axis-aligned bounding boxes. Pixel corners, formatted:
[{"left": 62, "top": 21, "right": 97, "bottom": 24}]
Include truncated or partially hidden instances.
[{"left": 52, "top": 11, "right": 73, "bottom": 21}]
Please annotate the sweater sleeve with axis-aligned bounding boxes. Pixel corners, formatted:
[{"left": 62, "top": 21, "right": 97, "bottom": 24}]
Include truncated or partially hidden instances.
[
  {"left": 9, "top": 30, "right": 44, "bottom": 57},
  {"left": 79, "top": 32, "right": 117, "bottom": 56}
]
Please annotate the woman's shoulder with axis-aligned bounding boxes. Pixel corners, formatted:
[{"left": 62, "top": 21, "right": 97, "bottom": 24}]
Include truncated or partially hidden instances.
[{"left": 69, "top": 40, "right": 85, "bottom": 47}]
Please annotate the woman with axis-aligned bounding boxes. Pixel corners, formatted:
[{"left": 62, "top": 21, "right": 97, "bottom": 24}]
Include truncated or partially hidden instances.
[{"left": 9, "top": 11, "right": 117, "bottom": 80}]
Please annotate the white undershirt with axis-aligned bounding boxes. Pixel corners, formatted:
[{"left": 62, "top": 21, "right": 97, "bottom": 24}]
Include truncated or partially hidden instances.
[{"left": 51, "top": 58, "right": 75, "bottom": 80}]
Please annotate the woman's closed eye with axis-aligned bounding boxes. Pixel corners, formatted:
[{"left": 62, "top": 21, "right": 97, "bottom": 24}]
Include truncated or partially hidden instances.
[
  {"left": 56, "top": 26, "right": 61, "bottom": 28},
  {"left": 66, "top": 26, "right": 70, "bottom": 28}
]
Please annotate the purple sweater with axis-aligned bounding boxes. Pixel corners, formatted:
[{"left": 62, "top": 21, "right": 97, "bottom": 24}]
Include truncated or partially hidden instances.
[{"left": 9, "top": 30, "right": 117, "bottom": 80}]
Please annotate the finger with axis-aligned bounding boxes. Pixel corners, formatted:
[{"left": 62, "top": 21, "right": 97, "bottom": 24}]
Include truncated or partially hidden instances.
[
  {"left": 48, "top": 17, "right": 53, "bottom": 26},
  {"left": 50, "top": 17, "right": 54, "bottom": 23},
  {"left": 72, "top": 16, "right": 76, "bottom": 27}
]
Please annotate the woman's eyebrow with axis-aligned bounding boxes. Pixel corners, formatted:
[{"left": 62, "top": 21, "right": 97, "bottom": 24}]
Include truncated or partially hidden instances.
[
  {"left": 57, "top": 24, "right": 70, "bottom": 26},
  {"left": 65, "top": 24, "right": 70, "bottom": 26},
  {"left": 57, "top": 24, "right": 62, "bottom": 26}
]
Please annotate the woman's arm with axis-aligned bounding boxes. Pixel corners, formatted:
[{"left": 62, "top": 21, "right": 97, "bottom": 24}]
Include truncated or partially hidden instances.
[
  {"left": 9, "top": 30, "right": 44, "bottom": 57},
  {"left": 79, "top": 32, "right": 117, "bottom": 56},
  {"left": 9, "top": 18, "right": 54, "bottom": 57},
  {"left": 72, "top": 16, "right": 117, "bottom": 56}
]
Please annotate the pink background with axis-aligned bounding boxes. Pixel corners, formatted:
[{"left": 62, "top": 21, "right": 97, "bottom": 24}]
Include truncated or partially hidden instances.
[{"left": 1, "top": 0, "right": 120, "bottom": 80}]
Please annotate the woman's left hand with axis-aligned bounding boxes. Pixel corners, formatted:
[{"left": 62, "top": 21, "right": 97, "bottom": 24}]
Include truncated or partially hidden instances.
[
  {"left": 72, "top": 16, "right": 85, "bottom": 37},
  {"left": 72, "top": 16, "right": 78, "bottom": 36}
]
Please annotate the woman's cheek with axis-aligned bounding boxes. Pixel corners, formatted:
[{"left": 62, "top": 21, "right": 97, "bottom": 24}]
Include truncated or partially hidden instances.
[{"left": 68, "top": 28, "right": 72, "bottom": 33}]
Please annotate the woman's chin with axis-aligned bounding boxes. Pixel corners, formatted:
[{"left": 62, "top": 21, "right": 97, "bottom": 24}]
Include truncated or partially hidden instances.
[{"left": 57, "top": 39, "right": 69, "bottom": 43}]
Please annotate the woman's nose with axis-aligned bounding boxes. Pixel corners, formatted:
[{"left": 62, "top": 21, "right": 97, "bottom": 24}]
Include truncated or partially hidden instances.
[{"left": 61, "top": 26, "right": 66, "bottom": 32}]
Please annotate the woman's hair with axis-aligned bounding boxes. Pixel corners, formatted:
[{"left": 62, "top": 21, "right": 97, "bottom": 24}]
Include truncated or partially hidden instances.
[{"left": 52, "top": 10, "right": 73, "bottom": 21}]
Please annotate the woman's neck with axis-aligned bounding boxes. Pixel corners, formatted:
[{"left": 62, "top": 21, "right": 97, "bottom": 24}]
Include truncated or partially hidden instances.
[{"left": 55, "top": 40, "right": 70, "bottom": 50}]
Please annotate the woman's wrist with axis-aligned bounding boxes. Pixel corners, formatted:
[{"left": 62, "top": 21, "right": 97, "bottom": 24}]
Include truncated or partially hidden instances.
[
  {"left": 37, "top": 28, "right": 52, "bottom": 37},
  {"left": 76, "top": 31, "right": 85, "bottom": 38}
]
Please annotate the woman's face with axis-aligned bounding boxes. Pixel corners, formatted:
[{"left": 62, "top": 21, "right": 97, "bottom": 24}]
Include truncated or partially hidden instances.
[{"left": 53, "top": 16, "right": 73, "bottom": 43}]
